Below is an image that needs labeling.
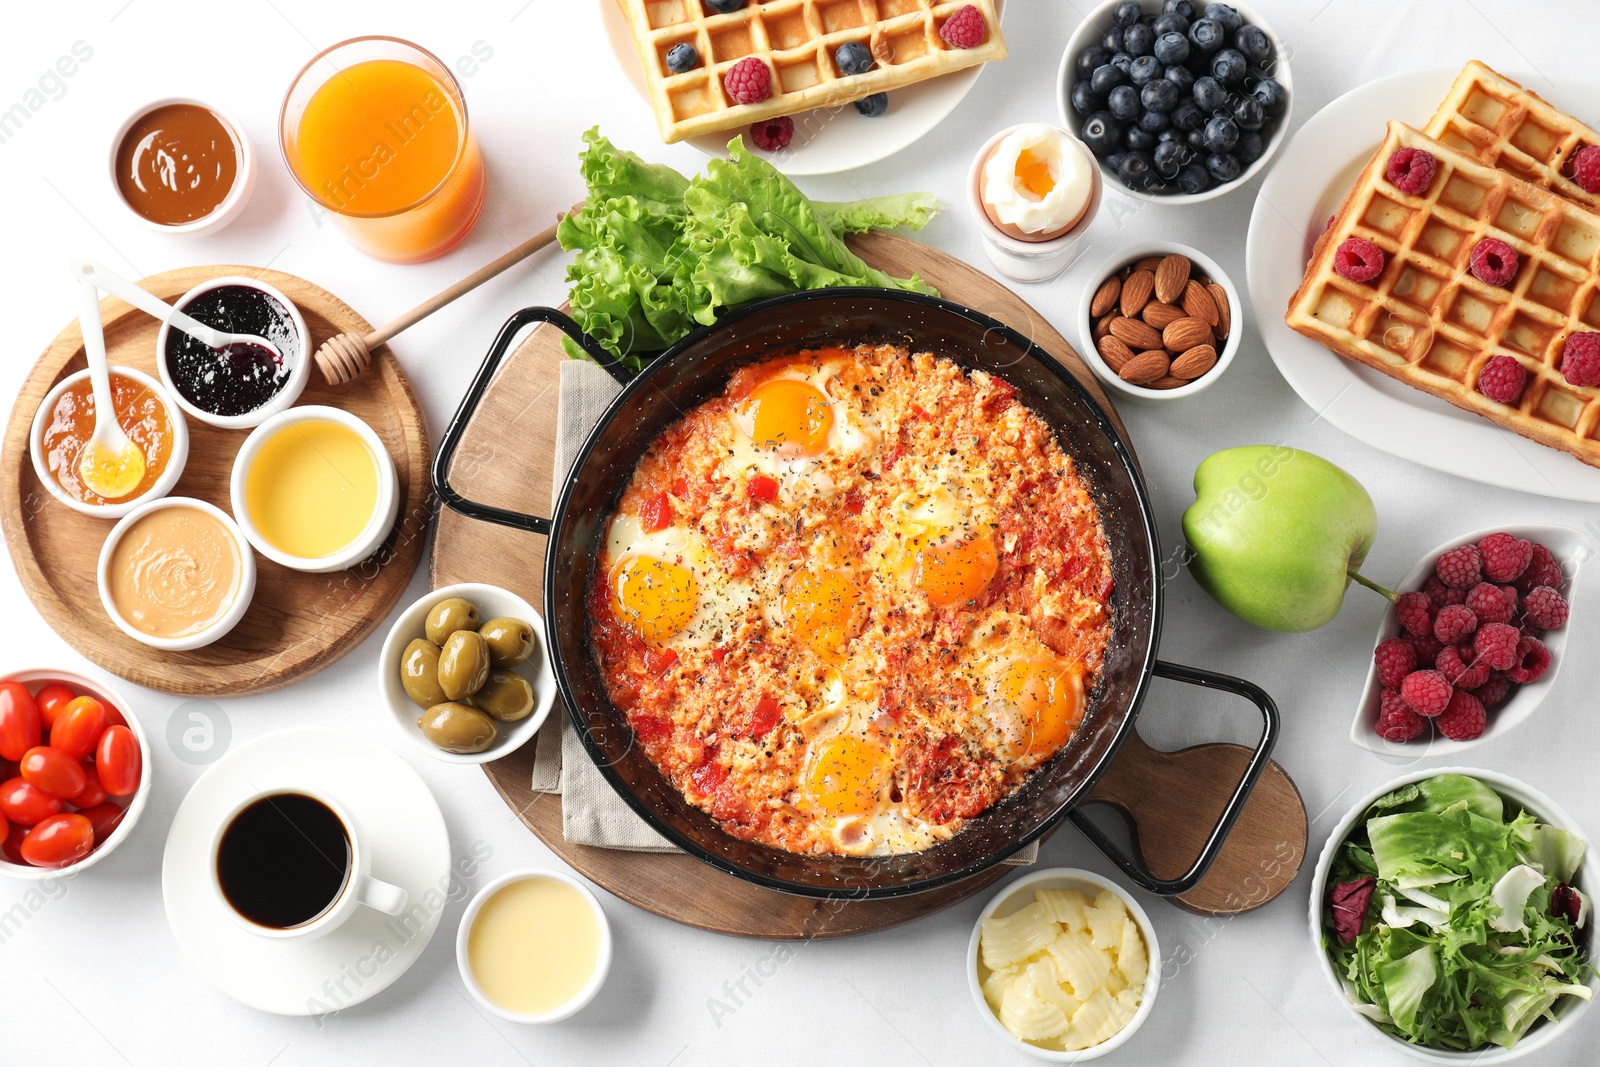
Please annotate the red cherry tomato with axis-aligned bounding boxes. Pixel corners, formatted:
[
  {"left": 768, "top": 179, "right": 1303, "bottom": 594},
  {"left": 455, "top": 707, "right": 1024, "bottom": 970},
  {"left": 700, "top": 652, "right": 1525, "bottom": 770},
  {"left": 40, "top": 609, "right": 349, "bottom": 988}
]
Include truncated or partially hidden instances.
[
  {"left": 77, "top": 802, "right": 126, "bottom": 845},
  {"left": 0, "top": 682, "right": 41, "bottom": 761},
  {"left": 102, "top": 703, "right": 128, "bottom": 730},
  {"left": 20, "top": 813, "right": 94, "bottom": 868},
  {"left": 33, "top": 684, "right": 77, "bottom": 733},
  {"left": 0, "top": 777, "right": 63, "bottom": 826},
  {"left": 1, "top": 822, "right": 27, "bottom": 864},
  {"left": 50, "top": 696, "right": 107, "bottom": 761},
  {"left": 96, "top": 727, "right": 141, "bottom": 798},
  {"left": 69, "top": 764, "right": 107, "bottom": 809},
  {"left": 20, "top": 747, "right": 87, "bottom": 801}
]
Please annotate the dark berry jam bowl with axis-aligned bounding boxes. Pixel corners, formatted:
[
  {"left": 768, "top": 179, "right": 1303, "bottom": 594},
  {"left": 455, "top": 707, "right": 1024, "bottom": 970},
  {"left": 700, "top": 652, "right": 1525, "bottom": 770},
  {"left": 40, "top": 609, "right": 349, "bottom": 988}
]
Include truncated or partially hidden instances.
[
  {"left": 1057, "top": 0, "right": 1293, "bottom": 206},
  {"left": 155, "top": 276, "right": 310, "bottom": 430}
]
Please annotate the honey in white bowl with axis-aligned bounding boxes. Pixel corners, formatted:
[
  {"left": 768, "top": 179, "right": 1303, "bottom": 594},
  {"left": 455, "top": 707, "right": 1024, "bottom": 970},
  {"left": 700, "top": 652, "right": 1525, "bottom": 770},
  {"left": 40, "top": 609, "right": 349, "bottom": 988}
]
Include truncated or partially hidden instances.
[
  {"left": 244, "top": 419, "right": 379, "bottom": 559},
  {"left": 466, "top": 877, "right": 601, "bottom": 1017}
]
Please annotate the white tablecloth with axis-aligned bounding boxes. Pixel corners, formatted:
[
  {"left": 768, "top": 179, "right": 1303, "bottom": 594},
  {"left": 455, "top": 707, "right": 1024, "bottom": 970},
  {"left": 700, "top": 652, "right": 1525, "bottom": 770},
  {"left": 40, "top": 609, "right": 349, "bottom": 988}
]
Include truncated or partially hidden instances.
[{"left": 1, "top": 2, "right": 1594, "bottom": 1064}]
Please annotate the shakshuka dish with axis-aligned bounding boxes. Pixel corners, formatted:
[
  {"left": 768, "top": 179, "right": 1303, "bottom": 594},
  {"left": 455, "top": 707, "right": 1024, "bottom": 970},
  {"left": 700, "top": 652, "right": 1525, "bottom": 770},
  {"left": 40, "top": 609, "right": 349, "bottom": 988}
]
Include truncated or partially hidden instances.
[{"left": 587, "top": 344, "right": 1114, "bottom": 856}]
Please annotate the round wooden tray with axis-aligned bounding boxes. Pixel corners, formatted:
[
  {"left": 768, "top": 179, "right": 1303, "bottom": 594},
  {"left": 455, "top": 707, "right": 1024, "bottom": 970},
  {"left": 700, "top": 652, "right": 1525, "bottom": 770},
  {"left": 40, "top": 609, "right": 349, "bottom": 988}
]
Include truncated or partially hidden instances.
[
  {"left": 2, "top": 266, "right": 430, "bottom": 697},
  {"left": 432, "top": 233, "right": 1305, "bottom": 936}
]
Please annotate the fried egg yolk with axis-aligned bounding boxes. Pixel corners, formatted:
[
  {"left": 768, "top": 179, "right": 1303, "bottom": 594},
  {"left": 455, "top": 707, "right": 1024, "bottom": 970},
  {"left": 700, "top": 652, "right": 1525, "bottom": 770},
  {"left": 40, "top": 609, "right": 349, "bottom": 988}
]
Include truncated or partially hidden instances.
[
  {"left": 744, "top": 378, "right": 833, "bottom": 458},
  {"left": 611, "top": 555, "right": 697, "bottom": 646},
  {"left": 995, "top": 657, "right": 1085, "bottom": 758},
  {"left": 913, "top": 529, "right": 999, "bottom": 608},
  {"left": 804, "top": 734, "right": 888, "bottom": 816},
  {"left": 781, "top": 568, "right": 862, "bottom": 658}
]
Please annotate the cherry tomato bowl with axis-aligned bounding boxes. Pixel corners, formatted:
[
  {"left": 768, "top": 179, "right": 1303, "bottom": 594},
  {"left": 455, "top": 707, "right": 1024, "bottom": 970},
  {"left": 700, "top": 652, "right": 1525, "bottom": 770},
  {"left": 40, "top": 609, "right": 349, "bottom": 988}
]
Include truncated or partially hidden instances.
[{"left": 0, "top": 670, "right": 151, "bottom": 880}]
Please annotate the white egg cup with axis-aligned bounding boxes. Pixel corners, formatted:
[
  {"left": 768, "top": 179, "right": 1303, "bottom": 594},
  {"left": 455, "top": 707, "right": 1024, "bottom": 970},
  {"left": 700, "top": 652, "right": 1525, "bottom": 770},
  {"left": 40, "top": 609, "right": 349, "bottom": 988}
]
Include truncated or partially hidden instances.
[{"left": 967, "top": 124, "right": 1103, "bottom": 283}]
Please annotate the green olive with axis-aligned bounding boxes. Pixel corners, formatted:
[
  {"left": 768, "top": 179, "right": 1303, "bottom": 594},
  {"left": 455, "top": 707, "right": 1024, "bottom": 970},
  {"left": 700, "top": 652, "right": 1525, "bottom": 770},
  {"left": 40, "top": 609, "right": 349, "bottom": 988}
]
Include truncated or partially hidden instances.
[
  {"left": 479, "top": 617, "right": 535, "bottom": 667},
  {"left": 418, "top": 702, "right": 496, "bottom": 753},
  {"left": 399, "top": 638, "right": 447, "bottom": 709},
  {"left": 437, "top": 630, "right": 490, "bottom": 701},
  {"left": 425, "top": 597, "right": 482, "bottom": 646},
  {"left": 474, "top": 668, "right": 535, "bottom": 722}
]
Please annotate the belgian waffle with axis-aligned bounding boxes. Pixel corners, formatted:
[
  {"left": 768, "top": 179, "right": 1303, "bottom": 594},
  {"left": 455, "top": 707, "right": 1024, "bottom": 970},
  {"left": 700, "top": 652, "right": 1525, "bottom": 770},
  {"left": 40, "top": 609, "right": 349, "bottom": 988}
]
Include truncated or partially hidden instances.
[
  {"left": 1423, "top": 60, "right": 1600, "bottom": 212},
  {"left": 1286, "top": 122, "right": 1600, "bottom": 469},
  {"left": 614, "top": 0, "right": 1006, "bottom": 144}
]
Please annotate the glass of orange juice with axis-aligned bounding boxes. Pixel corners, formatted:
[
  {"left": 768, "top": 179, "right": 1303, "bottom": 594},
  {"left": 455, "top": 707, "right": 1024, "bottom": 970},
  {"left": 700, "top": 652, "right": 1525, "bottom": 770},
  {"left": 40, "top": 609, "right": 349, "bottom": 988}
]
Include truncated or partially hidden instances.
[{"left": 279, "top": 36, "right": 486, "bottom": 263}]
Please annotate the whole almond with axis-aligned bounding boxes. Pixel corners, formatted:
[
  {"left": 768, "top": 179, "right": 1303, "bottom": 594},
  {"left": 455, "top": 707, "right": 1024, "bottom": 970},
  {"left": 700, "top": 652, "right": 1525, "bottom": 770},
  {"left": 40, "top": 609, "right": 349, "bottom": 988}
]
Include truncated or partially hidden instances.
[
  {"left": 1090, "top": 276, "right": 1121, "bottom": 318},
  {"left": 1162, "top": 317, "right": 1213, "bottom": 353},
  {"left": 1148, "top": 375, "right": 1191, "bottom": 390},
  {"left": 1134, "top": 256, "right": 1164, "bottom": 272},
  {"left": 1182, "top": 279, "right": 1219, "bottom": 326},
  {"left": 1154, "top": 254, "right": 1191, "bottom": 304},
  {"left": 1094, "top": 312, "right": 1119, "bottom": 340},
  {"left": 1208, "top": 282, "right": 1232, "bottom": 339},
  {"left": 1109, "top": 316, "right": 1164, "bottom": 351},
  {"left": 1118, "top": 350, "right": 1170, "bottom": 385},
  {"left": 1142, "top": 302, "right": 1185, "bottom": 330},
  {"left": 1119, "top": 270, "right": 1155, "bottom": 317},
  {"left": 1170, "top": 343, "right": 1218, "bottom": 379},
  {"left": 1097, "top": 335, "right": 1135, "bottom": 373}
]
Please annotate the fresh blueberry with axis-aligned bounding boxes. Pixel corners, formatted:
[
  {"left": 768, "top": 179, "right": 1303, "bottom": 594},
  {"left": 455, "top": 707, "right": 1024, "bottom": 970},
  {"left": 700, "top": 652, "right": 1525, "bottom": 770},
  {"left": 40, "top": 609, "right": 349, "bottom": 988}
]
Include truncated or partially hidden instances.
[
  {"left": 1110, "top": 52, "right": 1135, "bottom": 74},
  {"left": 1232, "top": 94, "right": 1264, "bottom": 130},
  {"left": 1153, "top": 138, "right": 1187, "bottom": 177},
  {"left": 1126, "top": 125, "right": 1157, "bottom": 151},
  {"left": 1153, "top": 12, "right": 1189, "bottom": 36},
  {"left": 1188, "top": 17, "right": 1224, "bottom": 53},
  {"left": 1163, "top": 0, "right": 1195, "bottom": 17},
  {"left": 1165, "top": 64, "right": 1195, "bottom": 93},
  {"left": 854, "top": 92, "right": 888, "bottom": 117},
  {"left": 665, "top": 43, "right": 698, "bottom": 74},
  {"left": 1081, "top": 111, "right": 1123, "bottom": 156},
  {"left": 1070, "top": 81, "right": 1102, "bottom": 116},
  {"left": 1141, "top": 78, "right": 1179, "bottom": 113},
  {"left": 1129, "top": 55, "right": 1163, "bottom": 85},
  {"left": 1090, "top": 62, "right": 1128, "bottom": 95},
  {"left": 1171, "top": 98, "right": 1205, "bottom": 130},
  {"left": 1235, "top": 130, "right": 1264, "bottom": 164},
  {"left": 1253, "top": 77, "right": 1288, "bottom": 114},
  {"left": 1206, "top": 150, "right": 1242, "bottom": 182},
  {"left": 1123, "top": 22, "right": 1156, "bottom": 57},
  {"left": 1177, "top": 161, "right": 1212, "bottom": 194},
  {"left": 1117, "top": 150, "right": 1160, "bottom": 191},
  {"left": 1108, "top": 84, "right": 1141, "bottom": 122},
  {"left": 1153, "top": 31, "right": 1190, "bottom": 66},
  {"left": 1202, "top": 113, "right": 1239, "bottom": 152},
  {"left": 1076, "top": 44, "right": 1112, "bottom": 79},
  {"left": 836, "top": 42, "right": 874, "bottom": 76},
  {"left": 1234, "top": 24, "right": 1271, "bottom": 64},
  {"left": 1211, "top": 48, "right": 1247, "bottom": 84},
  {"left": 1113, "top": 0, "right": 1144, "bottom": 26},
  {"left": 1158, "top": 126, "right": 1183, "bottom": 142},
  {"left": 1106, "top": 151, "right": 1131, "bottom": 173},
  {"left": 1203, "top": 3, "right": 1243, "bottom": 32},
  {"left": 706, "top": 0, "right": 746, "bottom": 11},
  {"left": 1192, "top": 75, "right": 1228, "bottom": 112},
  {"left": 1138, "top": 108, "right": 1169, "bottom": 132},
  {"left": 1186, "top": 127, "right": 1207, "bottom": 150},
  {"left": 1102, "top": 27, "right": 1124, "bottom": 52}
]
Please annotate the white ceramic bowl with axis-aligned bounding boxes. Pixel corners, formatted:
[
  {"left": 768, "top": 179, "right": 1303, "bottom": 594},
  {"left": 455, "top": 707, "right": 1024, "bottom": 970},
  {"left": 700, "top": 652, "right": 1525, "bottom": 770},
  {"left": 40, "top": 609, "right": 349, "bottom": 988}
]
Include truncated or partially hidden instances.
[
  {"left": 377, "top": 582, "right": 557, "bottom": 765},
  {"left": 0, "top": 669, "right": 153, "bottom": 880},
  {"left": 968, "top": 867, "right": 1161, "bottom": 1060},
  {"left": 96, "top": 496, "right": 256, "bottom": 651},
  {"left": 156, "top": 275, "right": 310, "bottom": 430},
  {"left": 1057, "top": 0, "right": 1292, "bottom": 205},
  {"left": 108, "top": 97, "right": 256, "bottom": 235},
  {"left": 228, "top": 404, "right": 398, "bottom": 573},
  {"left": 28, "top": 365, "right": 190, "bottom": 519},
  {"left": 1309, "top": 767, "right": 1597, "bottom": 1063},
  {"left": 966, "top": 124, "right": 1104, "bottom": 284},
  {"left": 1077, "top": 240, "right": 1241, "bottom": 402},
  {"left": 1349, "top": 525, "right": 1584, "bottom": 757},
  {"left": 455, "top": 868, "right": 612, "bottom": 1023}
]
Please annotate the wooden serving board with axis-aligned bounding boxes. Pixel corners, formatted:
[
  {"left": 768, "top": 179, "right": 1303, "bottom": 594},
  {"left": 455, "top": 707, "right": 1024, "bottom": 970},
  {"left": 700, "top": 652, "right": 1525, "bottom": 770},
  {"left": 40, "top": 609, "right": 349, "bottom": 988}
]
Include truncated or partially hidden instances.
[
  {"left": 2, "top": 266, "right": 429, "bottom": 697},
  {"left": 433, "top": 232, "right": 1304, "bottom": 936}
]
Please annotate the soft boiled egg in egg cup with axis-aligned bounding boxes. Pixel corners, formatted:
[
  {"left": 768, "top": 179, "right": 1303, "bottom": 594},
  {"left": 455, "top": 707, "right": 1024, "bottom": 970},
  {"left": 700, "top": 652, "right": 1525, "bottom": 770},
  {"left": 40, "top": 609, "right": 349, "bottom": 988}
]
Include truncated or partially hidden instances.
[{"left": 967, "top": 123, "right": 1103, "bottom": 283}]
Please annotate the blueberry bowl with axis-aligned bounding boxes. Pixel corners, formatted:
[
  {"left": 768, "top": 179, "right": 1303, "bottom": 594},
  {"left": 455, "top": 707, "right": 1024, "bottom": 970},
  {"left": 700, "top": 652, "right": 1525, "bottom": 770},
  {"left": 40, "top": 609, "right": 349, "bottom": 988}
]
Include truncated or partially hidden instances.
[{"left": 1057, "top": 0, "right": 1293, "bottom": 204}]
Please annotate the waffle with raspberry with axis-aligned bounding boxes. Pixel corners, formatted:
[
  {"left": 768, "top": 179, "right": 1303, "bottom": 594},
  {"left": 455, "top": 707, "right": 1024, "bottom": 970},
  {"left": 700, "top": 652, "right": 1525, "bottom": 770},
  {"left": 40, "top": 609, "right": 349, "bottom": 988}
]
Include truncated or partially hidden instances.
[
  {"left": 614, "top": 0, "right": 1006, "bottom": 143},
  {"left": 1286, "top": 122, "right": 1600, "bottom": 469}
]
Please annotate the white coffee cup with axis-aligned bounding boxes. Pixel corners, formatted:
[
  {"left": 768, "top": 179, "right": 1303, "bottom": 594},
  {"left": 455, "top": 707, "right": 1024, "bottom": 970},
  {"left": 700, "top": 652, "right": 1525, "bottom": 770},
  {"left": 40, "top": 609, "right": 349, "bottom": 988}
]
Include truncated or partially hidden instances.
[{"left": 209, "top": 787, "right": 408, "bottom": 940}]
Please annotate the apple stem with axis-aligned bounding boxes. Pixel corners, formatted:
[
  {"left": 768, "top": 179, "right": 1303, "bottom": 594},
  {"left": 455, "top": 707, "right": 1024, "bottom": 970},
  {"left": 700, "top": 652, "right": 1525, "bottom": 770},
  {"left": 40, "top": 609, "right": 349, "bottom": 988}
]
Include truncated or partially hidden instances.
[{"left": 1347, "top": 568, "right": 1398, "bottom": 603}]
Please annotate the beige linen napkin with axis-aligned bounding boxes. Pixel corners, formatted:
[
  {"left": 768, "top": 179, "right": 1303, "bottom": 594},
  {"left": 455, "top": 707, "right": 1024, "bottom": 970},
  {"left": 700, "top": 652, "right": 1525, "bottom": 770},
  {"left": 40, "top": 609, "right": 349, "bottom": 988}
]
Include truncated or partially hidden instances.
[{"left": 534, "top": 358, "right": 1037, "bottom": 865}]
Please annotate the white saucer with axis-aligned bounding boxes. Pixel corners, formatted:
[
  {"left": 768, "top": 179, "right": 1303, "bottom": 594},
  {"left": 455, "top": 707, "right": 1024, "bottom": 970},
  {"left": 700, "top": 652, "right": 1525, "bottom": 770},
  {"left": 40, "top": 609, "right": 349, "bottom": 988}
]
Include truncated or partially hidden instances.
[
  {"left": 161, "top": 728, "right": 450, "bottom": 1016},
  {"left": 1246, "top": 68, "right": 1600, "bottom": 503}
]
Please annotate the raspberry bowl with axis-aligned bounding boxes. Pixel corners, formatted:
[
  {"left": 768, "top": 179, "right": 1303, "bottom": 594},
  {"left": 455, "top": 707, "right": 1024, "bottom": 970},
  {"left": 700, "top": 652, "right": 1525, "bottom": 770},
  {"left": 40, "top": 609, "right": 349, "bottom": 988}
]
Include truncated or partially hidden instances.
[{"left": 1349, "top": 524, "right": 1584, "bottom": 757}]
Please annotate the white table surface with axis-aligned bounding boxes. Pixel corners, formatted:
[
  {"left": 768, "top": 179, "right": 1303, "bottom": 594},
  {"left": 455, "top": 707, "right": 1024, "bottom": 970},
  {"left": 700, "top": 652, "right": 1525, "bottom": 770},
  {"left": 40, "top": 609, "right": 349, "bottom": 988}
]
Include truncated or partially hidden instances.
[{"left": 2, "top": 2, "right": 1595, "bottom": 1064}]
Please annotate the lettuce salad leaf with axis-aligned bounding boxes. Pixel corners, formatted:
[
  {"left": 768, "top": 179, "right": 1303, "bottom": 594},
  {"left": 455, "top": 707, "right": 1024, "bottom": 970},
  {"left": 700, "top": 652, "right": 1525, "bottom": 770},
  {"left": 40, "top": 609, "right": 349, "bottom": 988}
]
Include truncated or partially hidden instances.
[
  {"left": 1323, "top": 774, "right": 1593, "bottom": 1051},
  {"left": 556, "top": 128, "right": 940, "bottom": 372}
]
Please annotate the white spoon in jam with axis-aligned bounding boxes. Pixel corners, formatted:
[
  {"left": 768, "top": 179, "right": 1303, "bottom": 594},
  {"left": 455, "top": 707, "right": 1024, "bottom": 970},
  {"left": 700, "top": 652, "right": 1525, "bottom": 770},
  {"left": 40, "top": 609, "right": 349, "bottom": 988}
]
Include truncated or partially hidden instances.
[{"left": 73, "top": 275, "right": 145, "bottom": 500}]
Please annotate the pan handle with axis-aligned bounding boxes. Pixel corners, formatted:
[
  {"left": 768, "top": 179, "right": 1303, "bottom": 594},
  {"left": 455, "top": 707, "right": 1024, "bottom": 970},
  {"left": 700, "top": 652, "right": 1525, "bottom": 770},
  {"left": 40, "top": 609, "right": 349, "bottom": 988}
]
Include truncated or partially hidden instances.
[
  {"left": 1068, "top": 660, "right": 1279, "bottom": 896},
  {"left": 433, "top": 306, "right": 631, "bottom": 535}
]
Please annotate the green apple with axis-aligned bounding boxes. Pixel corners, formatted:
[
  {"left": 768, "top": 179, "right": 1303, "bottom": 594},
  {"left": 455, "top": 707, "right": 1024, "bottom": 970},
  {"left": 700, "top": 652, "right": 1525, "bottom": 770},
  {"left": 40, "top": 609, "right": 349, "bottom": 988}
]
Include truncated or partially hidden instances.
[{"left": 1182, "top": 445, "right": 1387, "bottom": 632}]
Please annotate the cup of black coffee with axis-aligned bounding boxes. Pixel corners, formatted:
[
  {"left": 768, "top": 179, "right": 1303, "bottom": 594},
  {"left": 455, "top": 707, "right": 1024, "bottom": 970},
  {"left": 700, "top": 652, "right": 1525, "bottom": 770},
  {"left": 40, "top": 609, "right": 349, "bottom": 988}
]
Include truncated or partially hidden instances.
[{"left": 210, "top": 788, "right": 407, "bottom": 939}]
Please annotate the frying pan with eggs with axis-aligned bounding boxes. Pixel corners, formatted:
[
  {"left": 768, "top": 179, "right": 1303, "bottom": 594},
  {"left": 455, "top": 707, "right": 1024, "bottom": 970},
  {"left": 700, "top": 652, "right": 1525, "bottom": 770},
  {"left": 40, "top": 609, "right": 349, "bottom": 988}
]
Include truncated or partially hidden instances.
[{"left": 434, "top": 289, "right": 1278, "bottom": 900}]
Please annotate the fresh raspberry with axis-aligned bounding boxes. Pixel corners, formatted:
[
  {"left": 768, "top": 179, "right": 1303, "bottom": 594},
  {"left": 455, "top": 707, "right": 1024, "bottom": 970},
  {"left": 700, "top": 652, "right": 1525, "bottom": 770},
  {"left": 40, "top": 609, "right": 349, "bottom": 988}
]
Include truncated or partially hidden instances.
[
  {"left": 1395, "top": 590, "right": 1434, "bottom": 636},
  {"left": 1477, "top": 354, "right": 1528, "bottom": 404},
  {"left": 1506, "top": 635, "right": 1551, "bottom": 684},
  {"left": 724, "top": 57, "right": 772, "bottom": 105},
  {"left": 1474, "top": 622, "right": 1521, "bottom": 671},
  {"left": 1522, "top": 585, "right": 1569, "bottom": 630},
  {"left": 1403, "top": 629, "right": 1444, "bottom": 664},
  {"left": 1477, "top": 532, "right": 1533, "bottom": 583},
  {"left": 1469, "top": 238, "right": 1520, "bottom": 286},
  {"left": 749, "top": 116, "right": 793, "bottom": 152},
  {"left": 1376, "top": 689, "right": 1427, "bottom": 742},
  {"left": 1515, "top": 542, "right": 1562, "bottom": 593},
  {"left": 1465, "top": 582, "right": 1515, "bottom": 624},
  {"left": 1423, "top": 575, "right": 1465, "bottom": 607},
  {"left": 1471, "top": 672, "right": 1512, "bottom": 708},
  {"left": 1559, "top": 332, "right": 1600, "bottom": 388},
  {"left": 1437, "top": 690, "right": 1486, "bottom": 741},
  {"left": 1571, "top": 144, "right": 1600, "bottom": 194},
  {"left": 1334, "top": 237, "right": 1385, "bottom": 283},
  {"left": 1435, "top": 544, "right": 1483, "bottom": 589},
  {"left": 1401, "top": 669, "right": 1453, "bottom": 717},
  {"left": 1437, "top": 644, "right": 1491, "bottom": 690},
  {"left": 1374, "top": 638, "right": 1416, "bottom": 688},
  {"left": 1432, "top": 603, "right": 1478, "bottom": 644},
  {"left": 1386, "top": 148, "right": 1439, "bottom": 196},
  {"left": 938, "top": 4, "right": 987, "bottom": 49}
]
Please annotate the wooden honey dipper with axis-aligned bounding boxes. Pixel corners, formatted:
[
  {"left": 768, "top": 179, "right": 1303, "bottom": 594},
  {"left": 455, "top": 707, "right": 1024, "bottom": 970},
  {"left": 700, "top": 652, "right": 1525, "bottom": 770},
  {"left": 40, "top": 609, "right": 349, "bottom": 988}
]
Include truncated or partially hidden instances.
[{"left": 314, "top": 203, "right": 582, "bottom": 385}]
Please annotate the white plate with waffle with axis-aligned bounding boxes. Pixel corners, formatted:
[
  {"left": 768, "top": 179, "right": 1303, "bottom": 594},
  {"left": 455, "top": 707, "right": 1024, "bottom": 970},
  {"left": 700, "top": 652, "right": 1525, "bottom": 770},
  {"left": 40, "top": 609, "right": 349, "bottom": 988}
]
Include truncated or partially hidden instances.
[
  {"left": 1247, "top": 67, "right": 1600, "bottom": 503},
  {"left": 600, "top": 0, "right": 1005, "bottom": 175}
]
